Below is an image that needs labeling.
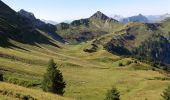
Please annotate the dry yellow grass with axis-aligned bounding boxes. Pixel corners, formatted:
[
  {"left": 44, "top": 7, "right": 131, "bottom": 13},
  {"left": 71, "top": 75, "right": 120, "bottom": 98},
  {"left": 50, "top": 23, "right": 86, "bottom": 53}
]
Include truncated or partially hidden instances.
[{"left": 0, "top": 82, "right": 73, "bottom": 100}]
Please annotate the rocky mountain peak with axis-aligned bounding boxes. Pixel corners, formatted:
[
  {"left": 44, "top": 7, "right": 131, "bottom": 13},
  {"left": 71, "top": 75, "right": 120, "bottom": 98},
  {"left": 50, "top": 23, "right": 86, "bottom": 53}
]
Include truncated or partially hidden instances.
[
  {"left": 18, "top": 9, "right": 36, "bottom": 20},
  {"left": 90, "top": 11, "right": 109, "bottom": 20},
  {"left": 18, "top": 9, "right": 45, "bottom": 27}
]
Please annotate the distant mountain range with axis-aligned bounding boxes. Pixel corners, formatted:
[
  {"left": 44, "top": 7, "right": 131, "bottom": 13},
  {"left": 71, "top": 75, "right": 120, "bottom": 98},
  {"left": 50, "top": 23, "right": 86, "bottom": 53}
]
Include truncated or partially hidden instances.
[
  {"left": 18, "top": 10, "right": 170, "bottom": 25},
  {"left": 111, "top": 13, "right": 170, "bottom": 23},
  {"left": 41, "top": 19, "right": 58, "bottom": 25},
  {"left": 41, "top": 13, "right": 170, "bottom": 25}
]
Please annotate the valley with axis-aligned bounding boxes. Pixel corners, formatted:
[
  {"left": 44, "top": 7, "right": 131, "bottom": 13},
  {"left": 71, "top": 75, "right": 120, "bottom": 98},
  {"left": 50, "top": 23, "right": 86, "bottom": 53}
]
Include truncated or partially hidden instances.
[
  {"left": 0, "top": 0, "right": 170, "bottom": 100},
  {"left": 0, "top": 40, "right": 170, "bottom": 100}
]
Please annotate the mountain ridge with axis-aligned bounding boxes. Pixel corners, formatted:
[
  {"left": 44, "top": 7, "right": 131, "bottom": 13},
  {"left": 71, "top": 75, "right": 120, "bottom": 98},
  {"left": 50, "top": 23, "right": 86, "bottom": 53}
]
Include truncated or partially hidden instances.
[
  {"left": 0, "top": 0, "right": 65, "bottom": 48},
  {"left": 56, "top": 11, "right": 121, "bottom": 43}
]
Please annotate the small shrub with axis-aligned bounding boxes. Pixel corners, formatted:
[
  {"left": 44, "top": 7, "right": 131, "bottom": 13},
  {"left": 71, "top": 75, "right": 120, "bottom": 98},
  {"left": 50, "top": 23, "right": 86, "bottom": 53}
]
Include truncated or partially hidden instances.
[
  {"left": 0, "top": 73, "right": 3, "bottom": 81},
  {"left": 134, "top": 60, "right": 138, "bottom": 63},
  {"left": 151, "top": 77, "right": 170, "bottom": 81},
  {"left": 152, "top": 68, "right": 156, "bottom": 71},
  {"left": 105, "top": 87, "right": 120, "bottom": 100},
  {"left": 118, "top": 62, "right": 123, "bottom": 67},
  {"left": 161, "top": 86, "right": 170, "bottom": 100},
  {"left": 5, "top": 77, "right": 40, "bottom": 87}
]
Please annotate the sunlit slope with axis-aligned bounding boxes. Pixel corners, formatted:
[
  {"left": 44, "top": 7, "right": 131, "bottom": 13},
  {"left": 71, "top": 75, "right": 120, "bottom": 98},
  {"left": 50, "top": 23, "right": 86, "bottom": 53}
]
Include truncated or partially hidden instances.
[
  {"left": 0, "top": 40, "right": 170, "bottom": 100},
  {"left": 0, "top": 82, "right": 73, "bottom": 100}
]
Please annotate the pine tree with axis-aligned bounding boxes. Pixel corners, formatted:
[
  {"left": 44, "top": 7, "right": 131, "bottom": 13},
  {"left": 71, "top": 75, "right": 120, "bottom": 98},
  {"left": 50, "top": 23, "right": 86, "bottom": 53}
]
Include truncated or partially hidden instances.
[
  {"left": 105, "top": 87, "right": 120, "bottom": 100},
  {"left": 42, "top": 59, "right": 66, "bottom": 95}
]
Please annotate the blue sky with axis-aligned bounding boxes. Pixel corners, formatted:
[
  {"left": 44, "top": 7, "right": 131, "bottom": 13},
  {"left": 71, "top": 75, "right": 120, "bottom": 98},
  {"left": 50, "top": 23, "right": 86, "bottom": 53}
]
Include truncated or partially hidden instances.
[{"left": 2, "top": 0, "right": 170, "bottom": 22}]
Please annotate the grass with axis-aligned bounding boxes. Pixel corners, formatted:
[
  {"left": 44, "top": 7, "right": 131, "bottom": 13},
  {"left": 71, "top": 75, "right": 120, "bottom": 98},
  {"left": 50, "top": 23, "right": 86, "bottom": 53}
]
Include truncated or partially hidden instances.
[
  {"left": 0, "top": 82, "right": 73, "bottom": 100},
  {"left": 0, "top": 39, "right": 170, "bottom": 100}
]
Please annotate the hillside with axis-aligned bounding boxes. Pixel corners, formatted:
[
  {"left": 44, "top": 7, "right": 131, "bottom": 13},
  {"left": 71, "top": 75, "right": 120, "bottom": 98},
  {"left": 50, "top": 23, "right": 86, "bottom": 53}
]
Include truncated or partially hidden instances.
[
  {"left": 0, "top": 0, "right": 64, "bottom": 48},
  {"left": 0, "top": 82, "right": 73, "bottom": 100},
  {"left": 56, "top": 11, "right": 123, "bottom": 43},
  {"left": 0, "top": 40, "right": 170, "bottom": 100},
  {"left": 1, "top": 0, "right": 170, "bottom": 100}
]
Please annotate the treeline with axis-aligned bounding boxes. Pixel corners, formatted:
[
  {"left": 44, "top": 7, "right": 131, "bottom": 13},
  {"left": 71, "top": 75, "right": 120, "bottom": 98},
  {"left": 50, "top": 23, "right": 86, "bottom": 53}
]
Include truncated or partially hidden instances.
[
  {"left": 132, "top": 34, "right": 170, "bottom": 65},
  {"left": 105, "top": 34, "right": 170, "bottom": 71}
]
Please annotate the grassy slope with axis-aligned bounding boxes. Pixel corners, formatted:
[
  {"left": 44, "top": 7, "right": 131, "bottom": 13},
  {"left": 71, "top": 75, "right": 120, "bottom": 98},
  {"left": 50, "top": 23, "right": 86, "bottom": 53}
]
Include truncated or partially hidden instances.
[
  {"left": 0, "top": 82, "right": 73, "bottom": 100},
  {"left": 160, "top": 18, "right": 170, "bottom": 39},
  {"left": 0, "top": 39, "right": 170, "bottom": 100}
]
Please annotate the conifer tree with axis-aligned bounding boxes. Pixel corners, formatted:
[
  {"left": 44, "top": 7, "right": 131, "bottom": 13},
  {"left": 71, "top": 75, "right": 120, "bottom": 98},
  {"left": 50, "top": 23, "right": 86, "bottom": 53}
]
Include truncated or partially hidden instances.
[
  {"left": 105, "top": 87, "right": 120, "bottom": 100},
  {"left": 42, "top": 59, "right": 66, "bottom": 95}
]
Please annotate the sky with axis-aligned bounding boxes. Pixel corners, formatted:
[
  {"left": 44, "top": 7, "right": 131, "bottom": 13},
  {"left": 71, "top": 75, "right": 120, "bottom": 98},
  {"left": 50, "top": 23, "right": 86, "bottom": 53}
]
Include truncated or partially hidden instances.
[{"left": 2, "top": 0, "right": 170, "bottom": 22}]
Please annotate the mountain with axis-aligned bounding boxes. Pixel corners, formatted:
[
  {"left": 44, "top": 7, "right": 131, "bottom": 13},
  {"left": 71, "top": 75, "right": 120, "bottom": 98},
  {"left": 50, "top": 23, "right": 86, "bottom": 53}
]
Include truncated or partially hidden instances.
[
  {"left": 41, "top": 19, "right": 58, "bottom": 25},
  {"left": 56, "top": 11, "right": 122, "bottom": 43},
  {"left": 122, "top": 14, "right": 149, "bottom": 23},
  {"left": 111, "top": 14, "right": 124, "bottom": 21},
  {"left": 103, "top": 21, "right": 170, "bottom": 64},
  {"left": 18, "top": 9, "right": 45, "bottom": 27},
  {"left": 17, "top": 10, "right": 65, "bottom": 43},
  {"left": 146, "top": 13, "right": 170, "bottom": 23},
  {"left": 1, "top": 1, "right": 170, "bottom": 100},
  {"left": 0, "top": 0, "right": 65, "bottom": 47}
]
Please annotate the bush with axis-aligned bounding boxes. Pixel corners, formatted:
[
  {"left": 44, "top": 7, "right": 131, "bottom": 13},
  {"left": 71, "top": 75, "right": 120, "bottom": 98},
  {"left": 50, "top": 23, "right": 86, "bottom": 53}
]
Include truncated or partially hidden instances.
[
  {"left": 4, "top": 77, "right": 40, "bottom": 87},
  {"left": 42, "top": 59, "right": 66, "bottom": 95},
  {"left": 118, "top": 62, "right": 123, "bottom": 67},
  {"left": 0, "top": 73, "right": 3, "bottom": 81},
  {"left": 161, "top": 86, "right": 170, "bottom": 100},
  {"left": 105, "top": 87, "right": 120, "bottom": 100},
  {"left": 134, "top": 60, "right": 138, "bottom": 63}
]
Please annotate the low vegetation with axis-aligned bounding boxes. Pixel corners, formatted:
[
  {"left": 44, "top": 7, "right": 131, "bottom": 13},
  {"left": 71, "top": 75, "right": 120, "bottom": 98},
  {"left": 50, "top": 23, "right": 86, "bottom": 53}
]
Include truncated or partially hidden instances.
[
  {"left": 104, "top": 87, "right": 120, "bottom": 100},
  {"left": 161, "top": 86, "right": 170, "bottom": 100},
  {"left": 0, "top": 73, "right": 3, "bottom": 81},
  {"left": 0, "top": 82, "right": 72, "bottom": 100}
]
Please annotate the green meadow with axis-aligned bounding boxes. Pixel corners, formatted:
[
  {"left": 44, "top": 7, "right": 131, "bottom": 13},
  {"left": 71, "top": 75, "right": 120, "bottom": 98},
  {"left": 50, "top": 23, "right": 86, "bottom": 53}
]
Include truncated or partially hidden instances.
[{"left": 0, "top": 40, "right": 170, "bottom": 100}]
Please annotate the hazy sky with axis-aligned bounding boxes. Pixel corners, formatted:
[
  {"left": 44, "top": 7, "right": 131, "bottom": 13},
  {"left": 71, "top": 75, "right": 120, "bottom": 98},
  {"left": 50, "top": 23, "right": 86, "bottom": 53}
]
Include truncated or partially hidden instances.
[{"left": 2, "top": 0, "right": 170, "bottom": 22}]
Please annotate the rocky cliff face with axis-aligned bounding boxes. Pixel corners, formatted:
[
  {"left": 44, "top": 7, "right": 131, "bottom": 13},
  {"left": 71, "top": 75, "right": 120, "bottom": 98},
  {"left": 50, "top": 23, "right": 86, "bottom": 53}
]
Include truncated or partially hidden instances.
[{"left": 18, "top": 9, "right": 45, "bottom": 27}]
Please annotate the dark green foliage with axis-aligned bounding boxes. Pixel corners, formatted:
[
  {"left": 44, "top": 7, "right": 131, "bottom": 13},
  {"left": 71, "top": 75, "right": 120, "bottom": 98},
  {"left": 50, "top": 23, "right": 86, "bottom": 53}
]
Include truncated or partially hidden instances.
[
  {"left": 118, "top": 62, "right": 123, "bottom": 67},
  {"left": 71, "top": 19, "right": 89, "bottom": 26},
  {"left": 5, "top": 77, "right": 40, "bottom": 87},
  {"left": 161, "top": 86, "right": 170, "bottom": 100},
  {"left": 150, "top": 77, "right": 170, "bottom": 81},
  {"left": 133, "top": 34, "right": 170, "bottom": 64},
  {"left": 0, "top": 73, "right": 3, "bottom": 81},
  {"left": 134, "top": 60, "right": 138, "bottom": 63},
  {"left": 104, "top": 42, "right": 130, "bottom": 55},
  {"left": 152, "top": 68, "right": 156, "bottom": 71},
  {"left": 56, "top": 23, "right": 69, "bottom": 30},
  {"left": 105, "top": 87, "right": 120, "bottom": 100},
  {"left": 42, "top": 59, "right": 66, "bottom": 95},
  {"left": 84, "top": 43, "right": 98, "bottom": 53}
]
